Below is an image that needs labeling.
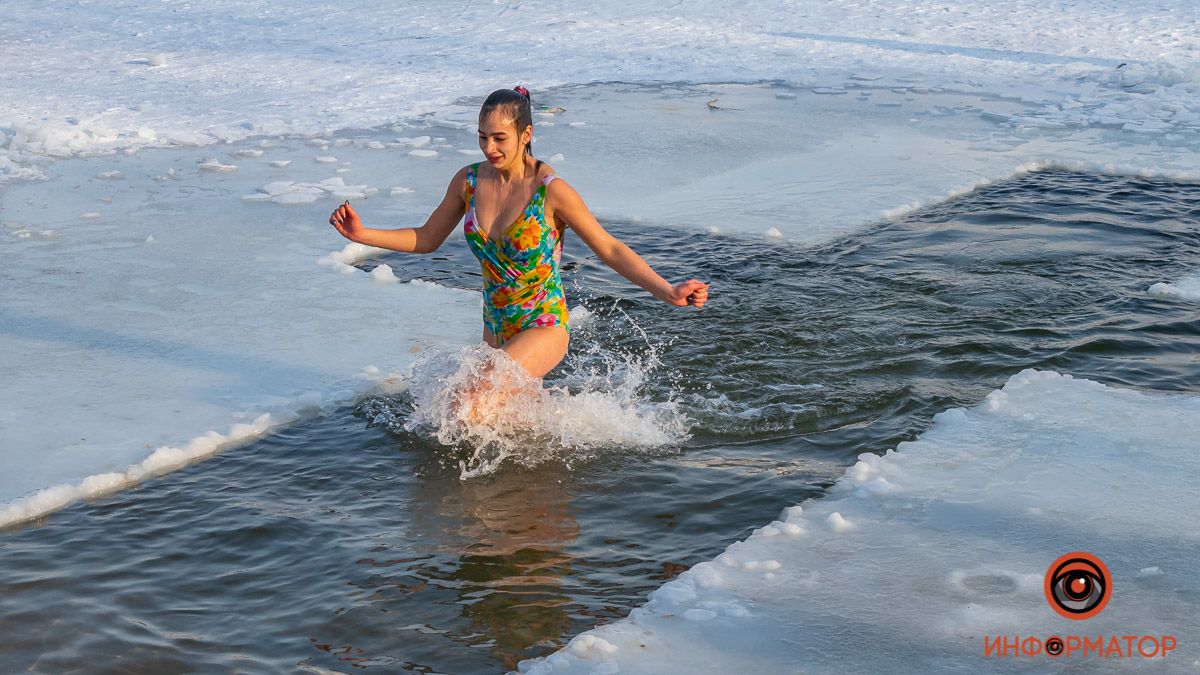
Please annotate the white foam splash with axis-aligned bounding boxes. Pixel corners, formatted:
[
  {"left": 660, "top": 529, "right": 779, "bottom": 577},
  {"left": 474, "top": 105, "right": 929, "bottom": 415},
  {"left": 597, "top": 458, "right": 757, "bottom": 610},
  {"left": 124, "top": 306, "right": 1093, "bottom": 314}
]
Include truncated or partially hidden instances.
[
  {"left": 388, "top": 341, "right": 691, "bottom": 479},
  {"left": 1148, "top": 271, "right": 1200, "bottom": 301}
]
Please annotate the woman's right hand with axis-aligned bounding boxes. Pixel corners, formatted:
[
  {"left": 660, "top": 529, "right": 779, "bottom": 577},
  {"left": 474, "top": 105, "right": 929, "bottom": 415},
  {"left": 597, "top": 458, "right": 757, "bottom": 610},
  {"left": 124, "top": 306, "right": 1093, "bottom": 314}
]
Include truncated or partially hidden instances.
[
  {"left": 329, "top": 201, "right": 362, "bottom": 242},
  {"left": 664, "top": 279, "right": 709, "bottom": 308}
]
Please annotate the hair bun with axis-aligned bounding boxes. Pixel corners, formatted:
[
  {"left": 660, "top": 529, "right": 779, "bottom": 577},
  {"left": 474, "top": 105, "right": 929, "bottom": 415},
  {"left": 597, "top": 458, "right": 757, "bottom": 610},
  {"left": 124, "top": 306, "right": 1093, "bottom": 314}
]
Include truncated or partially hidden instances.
[{"left": 513, "top": 85, "right": 531, "bottom": 100}]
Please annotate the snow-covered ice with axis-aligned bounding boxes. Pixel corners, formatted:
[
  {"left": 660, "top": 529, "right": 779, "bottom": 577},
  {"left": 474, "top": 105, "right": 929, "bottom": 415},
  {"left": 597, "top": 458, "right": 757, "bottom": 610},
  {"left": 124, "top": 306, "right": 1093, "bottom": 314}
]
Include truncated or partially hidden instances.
[
  {"left": 0, "top": 143, "right": 480, "bottom": 525},
  {"left": 198, "top": 159, "right": 237, "bottom": 172},
  {"left": 3, "top": 0, "right": 1198, "bottom": 189}
]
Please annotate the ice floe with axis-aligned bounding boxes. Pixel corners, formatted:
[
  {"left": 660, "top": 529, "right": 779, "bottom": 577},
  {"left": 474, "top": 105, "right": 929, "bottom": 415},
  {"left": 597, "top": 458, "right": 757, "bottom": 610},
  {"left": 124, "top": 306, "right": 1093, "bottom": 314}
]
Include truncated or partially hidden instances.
[{"left": 521, "top": 370, "right": 1200, "bottom": 672}]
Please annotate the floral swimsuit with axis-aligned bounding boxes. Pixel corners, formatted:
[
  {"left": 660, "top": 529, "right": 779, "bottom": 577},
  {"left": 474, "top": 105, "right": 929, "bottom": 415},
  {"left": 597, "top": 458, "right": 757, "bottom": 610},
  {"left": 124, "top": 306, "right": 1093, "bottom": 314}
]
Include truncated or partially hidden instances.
[{"left": 464, "top": 162, "right": 569, "bottom": 344}]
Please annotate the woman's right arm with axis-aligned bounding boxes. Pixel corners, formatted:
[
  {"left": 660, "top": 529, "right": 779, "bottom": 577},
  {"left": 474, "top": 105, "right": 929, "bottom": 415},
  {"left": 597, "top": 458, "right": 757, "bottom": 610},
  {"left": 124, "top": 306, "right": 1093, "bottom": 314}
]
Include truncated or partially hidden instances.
[{"left": 328, "top": 166, "right": 468, "bottom": 254}]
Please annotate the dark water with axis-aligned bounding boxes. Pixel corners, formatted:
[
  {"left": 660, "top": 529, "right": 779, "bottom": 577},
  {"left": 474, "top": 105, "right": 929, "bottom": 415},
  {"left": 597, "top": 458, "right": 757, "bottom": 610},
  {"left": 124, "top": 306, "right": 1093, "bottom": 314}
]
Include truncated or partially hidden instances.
[{"left": 2, "top": 170, "right": 1198, "bottom": 673}]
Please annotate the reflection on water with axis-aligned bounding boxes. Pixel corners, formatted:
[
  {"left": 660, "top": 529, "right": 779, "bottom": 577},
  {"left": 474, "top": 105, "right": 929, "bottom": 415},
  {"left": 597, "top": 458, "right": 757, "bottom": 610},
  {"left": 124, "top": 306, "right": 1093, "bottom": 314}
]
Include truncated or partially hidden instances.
[
  {"left": 1, "top": 170, "right": 1199, "bottom": 673},
  {"left": 312, "top": 467, "right": 581, "bottom": 671},
  {"left": 413, "top": 470, "right": 580, "bottom": 669}
]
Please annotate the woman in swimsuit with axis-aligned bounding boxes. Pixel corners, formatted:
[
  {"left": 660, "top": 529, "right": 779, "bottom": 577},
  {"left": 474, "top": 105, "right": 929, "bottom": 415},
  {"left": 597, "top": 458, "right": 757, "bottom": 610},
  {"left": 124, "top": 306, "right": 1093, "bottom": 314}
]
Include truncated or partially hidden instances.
[{"left": 328, "top": 86, "right": 709, "bottom": 379}]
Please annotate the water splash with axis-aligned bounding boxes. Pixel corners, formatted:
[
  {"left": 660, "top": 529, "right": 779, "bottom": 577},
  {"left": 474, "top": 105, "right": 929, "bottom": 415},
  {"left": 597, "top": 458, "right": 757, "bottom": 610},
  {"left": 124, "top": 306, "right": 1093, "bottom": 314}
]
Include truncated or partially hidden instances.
[{"left": 360, "top": 330, "right": 692, "bottom": 479}]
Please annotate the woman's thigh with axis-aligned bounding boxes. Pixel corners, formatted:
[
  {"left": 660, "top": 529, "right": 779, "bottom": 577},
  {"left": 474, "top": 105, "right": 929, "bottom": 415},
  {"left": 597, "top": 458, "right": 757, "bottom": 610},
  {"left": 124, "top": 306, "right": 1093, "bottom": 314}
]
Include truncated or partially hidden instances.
[{"left": 501, "top": 326, "right": 569, "bottom": 378}]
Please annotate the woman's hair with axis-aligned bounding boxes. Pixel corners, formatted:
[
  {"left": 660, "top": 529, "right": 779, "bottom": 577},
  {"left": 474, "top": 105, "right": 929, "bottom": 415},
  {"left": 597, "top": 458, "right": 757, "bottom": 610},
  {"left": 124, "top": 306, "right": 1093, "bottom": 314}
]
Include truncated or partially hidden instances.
[{"left": 480, "top": 86, "right": 534, "bottom": 156}]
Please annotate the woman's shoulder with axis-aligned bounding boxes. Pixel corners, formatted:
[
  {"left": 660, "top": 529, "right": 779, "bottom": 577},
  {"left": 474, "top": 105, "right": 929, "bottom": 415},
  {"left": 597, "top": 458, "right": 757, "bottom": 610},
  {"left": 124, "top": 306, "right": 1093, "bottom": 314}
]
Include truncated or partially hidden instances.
[
  {"left": 446, "top": 165, "right": 475, "bottom": 203},
  {"left": 536, "top": 162, "right": 570, "bottom": 189},
  {"left": 450, "top": 163, "right": 477, "bottom": 187}
]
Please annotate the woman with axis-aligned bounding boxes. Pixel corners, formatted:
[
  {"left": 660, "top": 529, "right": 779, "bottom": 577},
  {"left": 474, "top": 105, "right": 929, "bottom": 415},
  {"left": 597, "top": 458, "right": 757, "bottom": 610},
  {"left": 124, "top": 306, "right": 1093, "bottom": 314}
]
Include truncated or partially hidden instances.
[{"left": 329, "top": 86, "right": 709, "bottom": 379}]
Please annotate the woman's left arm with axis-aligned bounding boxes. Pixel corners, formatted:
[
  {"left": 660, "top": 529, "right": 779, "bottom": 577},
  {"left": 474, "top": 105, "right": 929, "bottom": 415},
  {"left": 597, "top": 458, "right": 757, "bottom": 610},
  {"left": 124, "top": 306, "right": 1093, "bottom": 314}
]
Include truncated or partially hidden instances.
[{"left": 550, "top": 180, "right": 708, "bottom": 308}]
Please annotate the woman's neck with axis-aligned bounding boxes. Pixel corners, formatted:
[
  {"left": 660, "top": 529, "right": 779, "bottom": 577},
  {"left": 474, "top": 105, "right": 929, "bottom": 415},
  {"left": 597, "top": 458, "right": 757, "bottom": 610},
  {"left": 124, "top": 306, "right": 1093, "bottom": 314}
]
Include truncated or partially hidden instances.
[{"left": 493, "top": 155, "right": 532, "bottom": 184}]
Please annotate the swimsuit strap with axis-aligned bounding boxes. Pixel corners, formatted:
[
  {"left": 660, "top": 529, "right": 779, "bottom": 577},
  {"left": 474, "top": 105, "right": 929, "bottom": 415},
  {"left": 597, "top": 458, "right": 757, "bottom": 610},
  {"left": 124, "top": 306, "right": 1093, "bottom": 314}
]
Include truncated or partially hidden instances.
[
  {"left": 533, "top": 159, "right": 559, "bottom": 187},
  {"left": 466, "top": 162, "right": 480, "bottom": 197}
]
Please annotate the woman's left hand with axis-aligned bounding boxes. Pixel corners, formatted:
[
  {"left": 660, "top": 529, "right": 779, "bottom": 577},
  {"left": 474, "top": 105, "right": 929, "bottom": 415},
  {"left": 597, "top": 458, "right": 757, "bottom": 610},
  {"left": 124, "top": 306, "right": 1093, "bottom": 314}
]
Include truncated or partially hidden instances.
[{"left": 665, "top": 279, "right": 709, "bottom": 308}]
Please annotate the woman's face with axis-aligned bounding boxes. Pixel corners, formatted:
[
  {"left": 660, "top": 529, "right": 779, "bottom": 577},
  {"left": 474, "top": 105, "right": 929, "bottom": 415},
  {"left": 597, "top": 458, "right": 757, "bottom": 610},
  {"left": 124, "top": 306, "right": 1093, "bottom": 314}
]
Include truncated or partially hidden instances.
[{"left": 477, "top": 109, "right": 532, "bottom": 169}]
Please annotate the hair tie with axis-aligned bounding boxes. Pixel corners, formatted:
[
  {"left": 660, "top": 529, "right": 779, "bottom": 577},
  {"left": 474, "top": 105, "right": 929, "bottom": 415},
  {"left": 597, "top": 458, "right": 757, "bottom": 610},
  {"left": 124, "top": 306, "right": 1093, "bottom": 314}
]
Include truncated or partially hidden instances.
[{"left": 513, "top": 85, "right": 530, "bottom": 100}]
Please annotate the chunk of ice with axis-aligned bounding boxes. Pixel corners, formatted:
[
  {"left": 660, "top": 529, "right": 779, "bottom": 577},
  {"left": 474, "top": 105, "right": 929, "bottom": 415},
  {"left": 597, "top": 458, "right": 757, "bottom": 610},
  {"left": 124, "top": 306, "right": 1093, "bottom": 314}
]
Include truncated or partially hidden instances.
[
  {"left": 260, "top": 181, "right": 297, "bottom": 196},
  {"left": 370, "top": 264, "right": 398, "bottom": 284},
  {"left": 198, "top": 159, "right": 237, "bottom": 172},
  {"left": 826, "top": 511, "right": 856, "bottom": 532},
  {"left": 393, "top": 135, "right": 432, "bottom": 148},
  {"left": 272, "top": 192, "right": 320, "bottom": 205}
]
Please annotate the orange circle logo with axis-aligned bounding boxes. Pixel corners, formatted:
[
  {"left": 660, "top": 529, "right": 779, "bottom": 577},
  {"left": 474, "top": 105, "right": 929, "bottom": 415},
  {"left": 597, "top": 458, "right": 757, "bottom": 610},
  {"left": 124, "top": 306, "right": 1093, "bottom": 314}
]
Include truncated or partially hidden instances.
[{"left": 1044, "top": 552, "right": 1111, "bottom": 620}]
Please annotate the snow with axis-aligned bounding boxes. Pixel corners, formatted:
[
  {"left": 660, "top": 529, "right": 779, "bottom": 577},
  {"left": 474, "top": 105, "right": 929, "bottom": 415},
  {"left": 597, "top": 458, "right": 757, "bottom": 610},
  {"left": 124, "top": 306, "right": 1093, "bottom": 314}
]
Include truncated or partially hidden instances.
[{"left": 519, "top": 371, "right": 1200, "bottom": 672}]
